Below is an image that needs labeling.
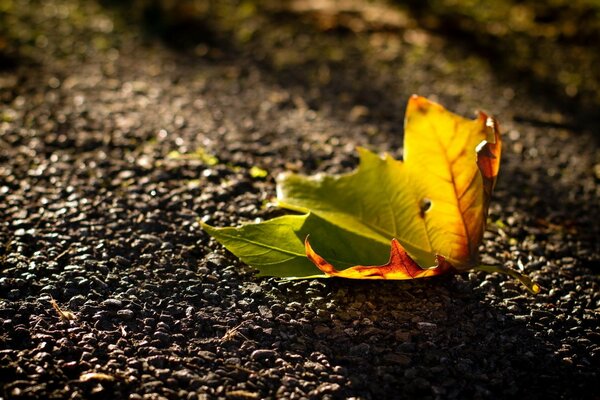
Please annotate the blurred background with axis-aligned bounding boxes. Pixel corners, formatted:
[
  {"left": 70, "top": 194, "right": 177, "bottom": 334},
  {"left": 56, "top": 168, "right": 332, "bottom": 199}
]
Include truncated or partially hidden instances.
[{"left": 2, "top": 0, "right": 599, "bottom": 126}]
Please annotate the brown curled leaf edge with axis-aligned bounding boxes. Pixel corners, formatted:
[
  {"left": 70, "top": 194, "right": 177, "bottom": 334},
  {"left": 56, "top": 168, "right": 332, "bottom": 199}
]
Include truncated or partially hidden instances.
[{"left": 305, "top": 236, "right": 455, "bottom": 280}]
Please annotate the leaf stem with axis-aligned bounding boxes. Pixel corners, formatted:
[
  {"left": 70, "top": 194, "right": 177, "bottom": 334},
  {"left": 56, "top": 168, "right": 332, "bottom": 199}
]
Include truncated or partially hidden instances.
[{"left": 474, "top": 264, "right": 540, "bottom": 294}]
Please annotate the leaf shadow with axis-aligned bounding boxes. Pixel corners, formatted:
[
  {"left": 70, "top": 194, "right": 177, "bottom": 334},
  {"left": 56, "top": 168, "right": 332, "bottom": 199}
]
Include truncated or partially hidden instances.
[{"left": 268, "top": 277, "right": 593, "bottom": 398}]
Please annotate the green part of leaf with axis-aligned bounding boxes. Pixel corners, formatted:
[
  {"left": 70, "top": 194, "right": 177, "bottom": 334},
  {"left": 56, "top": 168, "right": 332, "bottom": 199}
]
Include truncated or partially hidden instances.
[
  {"left": 474, "top": 264, "right": 540, "bottom": 294},
  {"left": 276, "top": 147, "right": 437, "bottom": 268},
  {"left": 201, "top": 213, "right": 390, "bottom": 278}
]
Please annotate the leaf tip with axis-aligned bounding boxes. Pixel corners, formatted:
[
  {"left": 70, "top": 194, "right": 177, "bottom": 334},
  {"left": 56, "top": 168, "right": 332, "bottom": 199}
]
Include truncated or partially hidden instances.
[
  {"left": 198, "top": 219, "right": 210, "bottom": 230},
  {"left": 407, "top": 94, "right": 430, "bottom": 113}
]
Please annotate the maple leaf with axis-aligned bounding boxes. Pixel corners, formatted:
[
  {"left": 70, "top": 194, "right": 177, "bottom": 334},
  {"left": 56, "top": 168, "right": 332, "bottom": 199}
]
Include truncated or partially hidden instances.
[{"left": 202, "top": 95, "right": 539, "bottom": 293}]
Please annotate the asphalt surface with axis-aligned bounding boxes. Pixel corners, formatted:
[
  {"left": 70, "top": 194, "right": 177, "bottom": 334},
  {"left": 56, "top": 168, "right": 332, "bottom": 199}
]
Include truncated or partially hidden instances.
[{"left": 1, "top": 1, "right": 598, "bottom": 399}]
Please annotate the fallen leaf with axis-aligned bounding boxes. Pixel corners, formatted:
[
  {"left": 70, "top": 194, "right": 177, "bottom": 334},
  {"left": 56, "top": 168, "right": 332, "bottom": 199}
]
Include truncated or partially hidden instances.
[{"left": 203, "top": 95, "right": 538, "bottom": 292}]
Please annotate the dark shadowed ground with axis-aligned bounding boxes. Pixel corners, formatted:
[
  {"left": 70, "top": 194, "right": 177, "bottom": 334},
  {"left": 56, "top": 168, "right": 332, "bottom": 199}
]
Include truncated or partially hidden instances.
[{"left": 1, "top": 0, "right": 598, "bottom": 399}]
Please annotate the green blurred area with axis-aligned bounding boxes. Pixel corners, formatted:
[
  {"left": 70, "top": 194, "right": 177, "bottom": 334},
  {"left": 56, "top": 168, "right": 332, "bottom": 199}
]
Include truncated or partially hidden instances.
[
  {"left": 401, "top": 0, "right": 600, "bottom": 108},
  {"left": 118, "top": 0, "right": 600, "bottom": 118},
  {"left": 2, "top": 0, "right": 599, "bottom": 117}
]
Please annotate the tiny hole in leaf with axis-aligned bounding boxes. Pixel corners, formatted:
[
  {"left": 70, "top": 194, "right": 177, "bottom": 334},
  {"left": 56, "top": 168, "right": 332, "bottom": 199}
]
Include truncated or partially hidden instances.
[{"left": 419, "top": 198, "right": 432, "bottom": 218}]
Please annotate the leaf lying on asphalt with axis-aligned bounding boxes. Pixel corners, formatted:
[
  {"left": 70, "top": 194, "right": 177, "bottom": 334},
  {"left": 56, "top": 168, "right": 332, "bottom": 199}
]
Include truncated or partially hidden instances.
[{"left": 203, "top": 95, "right": 539, "bottom": 293}]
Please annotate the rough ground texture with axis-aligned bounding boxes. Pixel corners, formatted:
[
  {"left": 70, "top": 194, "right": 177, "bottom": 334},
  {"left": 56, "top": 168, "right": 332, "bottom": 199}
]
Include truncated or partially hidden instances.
[{"left": 1, "top": 0, "right": 599, "bottom": 399}]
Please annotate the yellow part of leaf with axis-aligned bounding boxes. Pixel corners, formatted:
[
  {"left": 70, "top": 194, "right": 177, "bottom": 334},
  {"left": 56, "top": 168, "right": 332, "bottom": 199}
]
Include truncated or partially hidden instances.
[{"left": 403, "top": 95, "right": 501, "bottom": 268}]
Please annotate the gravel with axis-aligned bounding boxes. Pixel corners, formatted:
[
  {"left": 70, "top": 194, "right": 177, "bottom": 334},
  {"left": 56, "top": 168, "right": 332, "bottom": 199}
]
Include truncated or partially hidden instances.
[{"left": 1, "top": 0, "right": 598, "bottom": 399}]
